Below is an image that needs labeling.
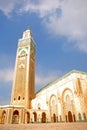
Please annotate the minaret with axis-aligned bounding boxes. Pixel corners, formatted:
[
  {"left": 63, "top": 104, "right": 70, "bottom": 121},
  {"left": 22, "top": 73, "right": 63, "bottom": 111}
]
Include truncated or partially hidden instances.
[{"left": 11, "top": 28, "right": 36, "bottom": 109}]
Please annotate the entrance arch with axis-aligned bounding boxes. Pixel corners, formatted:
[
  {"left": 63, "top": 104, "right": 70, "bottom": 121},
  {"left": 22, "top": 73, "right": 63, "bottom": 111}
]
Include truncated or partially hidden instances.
[
  {"left": 2, "top": 111, "right": 6, "bottom": 124},
  {"left": 42, "top": 112, "right": 46, "bottom": 123},
  {"left": 49, "top": 95, "right": 58, "bottom": 122},
  {"left": 68, "top": 111, "right": 73, "bottom": 122},
  {"left": 53, "top": 113, "right": 56, "bottom": 122},
  {"left": 78, "top": 113, "right": 82, "bottom": 121},
  {"left": 73, "top": 114, "right": 76, "bottom": 122},
  {"left": 12, "top": 110, "right": 19, "bottom": 124},
  {"left": 62, "top": 89, "right": 75, "bottom": 122},
  {"left": 26, "top": 112, "right": 30, "bottom": 123}
]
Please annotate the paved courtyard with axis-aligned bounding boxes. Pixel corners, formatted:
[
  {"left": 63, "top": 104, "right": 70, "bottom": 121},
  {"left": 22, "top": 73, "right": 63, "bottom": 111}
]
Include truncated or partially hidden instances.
[{"left": 0, "top": 123, "right": 87, "bottom": 130}]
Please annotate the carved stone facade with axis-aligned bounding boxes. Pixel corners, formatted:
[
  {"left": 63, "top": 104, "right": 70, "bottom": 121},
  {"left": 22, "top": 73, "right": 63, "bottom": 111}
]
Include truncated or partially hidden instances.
[
  {"left": 0, "top": 29, "right": 87, "bottom": 124},
  {"left": 32, "top": 71, "right": 87, "bottom": 123}
]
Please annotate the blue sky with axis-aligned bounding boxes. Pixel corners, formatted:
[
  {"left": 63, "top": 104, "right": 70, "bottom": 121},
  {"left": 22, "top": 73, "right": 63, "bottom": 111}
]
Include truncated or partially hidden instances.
[{"left": 0, "top": 0, "right": 87, "bottom": 105}]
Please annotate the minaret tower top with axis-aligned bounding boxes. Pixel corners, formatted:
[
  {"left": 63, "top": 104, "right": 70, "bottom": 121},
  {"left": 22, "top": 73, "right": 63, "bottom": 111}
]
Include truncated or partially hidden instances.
[
  {"left": 18, "top": 28, "right": 35, "bottom": 47},
  {"left": 23, "top": 28, "right": 32, "bottom": 39}
]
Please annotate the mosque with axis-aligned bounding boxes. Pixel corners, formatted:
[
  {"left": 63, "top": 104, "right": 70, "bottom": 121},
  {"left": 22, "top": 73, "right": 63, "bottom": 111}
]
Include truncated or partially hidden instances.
[{"left": 0, "top": 29, "right": 87, "bottom": 124}]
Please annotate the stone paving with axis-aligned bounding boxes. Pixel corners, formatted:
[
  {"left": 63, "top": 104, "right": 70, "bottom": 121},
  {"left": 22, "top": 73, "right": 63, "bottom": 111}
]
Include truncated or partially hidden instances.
[{"left": 0, "top": 123, "right": 87, "bottom": 130}]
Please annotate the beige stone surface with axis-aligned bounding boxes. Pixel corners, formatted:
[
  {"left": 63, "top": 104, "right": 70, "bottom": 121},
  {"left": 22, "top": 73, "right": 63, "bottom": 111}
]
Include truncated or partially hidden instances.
[{"left": 0, "top": 123, "right": 87, "bottom": 130}]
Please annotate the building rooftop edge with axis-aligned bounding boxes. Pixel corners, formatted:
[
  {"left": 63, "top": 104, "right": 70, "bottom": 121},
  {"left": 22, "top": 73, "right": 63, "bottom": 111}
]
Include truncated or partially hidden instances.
[
  {"left": 36, "top": 69, "right": 87, "bottom": 94},
  {"left": 0, "top": 105, "right": 25, "bottom": 108}
]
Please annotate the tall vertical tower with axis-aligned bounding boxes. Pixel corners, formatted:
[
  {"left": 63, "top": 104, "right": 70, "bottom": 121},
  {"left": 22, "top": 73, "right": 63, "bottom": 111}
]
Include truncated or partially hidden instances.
[{"left": 11, "top": 28, "right": 36, "bottom": 109}]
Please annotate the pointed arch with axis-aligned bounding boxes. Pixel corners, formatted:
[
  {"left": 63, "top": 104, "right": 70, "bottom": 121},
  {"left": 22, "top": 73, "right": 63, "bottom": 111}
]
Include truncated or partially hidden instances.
[
  {"left": 20, "top": 49, "right": 27, "bottom": 55},
  {"left": 62, "top": 88, "right": 75, "bottom": 122},
  {"left": 49, "top": 94, "right": 58, "bottom": 122},
  {"left": 76, "top": 78, "right": 82, "bottom": 95},
  {"left": 12, "top": 110, "right": 19, "bottom": 124},
  {"left": 68, "top": 111, "right": 73, "bottom": 122},
  {"left": 1, "top": 110, "right": 6, "bottom": 124},
  {"left": 26, "top": 112, "right": 30, "bottom": 123},
  {"left": 53, "top": 113, "right": 56, "bottom": 122},
  {"left": 42, "top": 112, "right": 46, "bottom": 123}
]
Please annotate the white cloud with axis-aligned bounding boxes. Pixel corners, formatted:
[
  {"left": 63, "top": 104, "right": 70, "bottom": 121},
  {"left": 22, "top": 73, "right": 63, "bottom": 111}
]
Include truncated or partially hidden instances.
[
  {"left": 21, "top": 0, "right": 87, "bottom": 53},
  {"left": 19, "top": 0, "right": 60, "bottom": 17},
  {"left": 0, "top": 0, "right": 87, "bottom": 52},
  {"left": 0, "top": 0, "right": 18, "bottom": 16},
  {"left": 44, "top": 0, "right": 87, "bottom": 52},
  {"left": 0, "top": 68, "right": 13, "bottom": 82}
]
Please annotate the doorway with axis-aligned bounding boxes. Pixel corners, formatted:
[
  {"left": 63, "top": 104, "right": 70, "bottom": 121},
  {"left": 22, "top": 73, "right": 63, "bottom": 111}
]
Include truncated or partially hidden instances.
[
  {"left": 42, "top": 112, "right": 46, "bottom": 123},
  {"left": 68, "top": 111, "right": 73, "bottom": 122},
  {"left": 12, "top": 110, "right": 19, "bottom": 124}
]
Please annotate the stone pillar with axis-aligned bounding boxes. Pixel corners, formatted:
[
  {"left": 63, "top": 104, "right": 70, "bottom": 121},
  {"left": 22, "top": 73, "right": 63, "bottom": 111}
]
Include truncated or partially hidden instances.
[
  {"left": 6, "top": 109, "right": 10, "bottom": 124},
  {"left": 21, "top": 109, "right": 25, "bottom": 124},
  {"left": 19, "top": 108, "right": 25, "bottom": 124},
  {"left": 6, "top": 108, "right": 13, "bottom": 124},
  {"left": 25, "top": 112, "right": 27, "bottom": 124}
]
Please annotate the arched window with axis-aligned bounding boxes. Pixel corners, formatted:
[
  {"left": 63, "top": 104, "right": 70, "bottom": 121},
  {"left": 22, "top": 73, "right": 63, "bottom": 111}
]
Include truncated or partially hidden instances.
[
  {"left": 66, "top": 95, "right": 71, "bottom": 110},
  {"left": 76, "top": 78, "right": 82, "bottom": 95},
  {"left": 14, "top": 98, "right": 16, "bottom": 100},
  {"left": 64, "top": 94, "right": 73, "bottom": 113},
  {"left": 20, "top": 50, "right": 26, "bottom": 55},
  {"left": 23, "top": 97, "right": 25, "bottom": 100},
  {"left": 18, "top": 96, "right": 20, "bottom": 100},
  {"left": 51, "top": 96, "right": 57, "bottom": 114},
  {"left": 37, "top": 103, "right": 41, "bottom": 110}
]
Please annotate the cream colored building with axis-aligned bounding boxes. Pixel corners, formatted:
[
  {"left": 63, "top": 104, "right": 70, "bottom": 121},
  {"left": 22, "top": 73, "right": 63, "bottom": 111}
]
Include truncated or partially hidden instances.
[{"left": 0, "top": 29, "right": 87, "bottom": 124}]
